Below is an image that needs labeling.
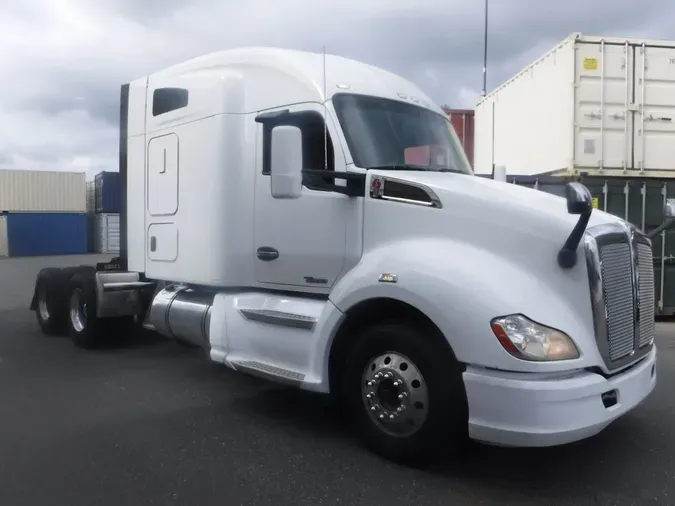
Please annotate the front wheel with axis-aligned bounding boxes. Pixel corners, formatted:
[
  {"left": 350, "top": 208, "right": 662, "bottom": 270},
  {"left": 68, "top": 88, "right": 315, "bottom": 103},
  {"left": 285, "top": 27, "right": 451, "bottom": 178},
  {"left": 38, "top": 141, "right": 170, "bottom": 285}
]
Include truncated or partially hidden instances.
[{"left": 342, "top": 322, "right": 468, "bottom": 466}]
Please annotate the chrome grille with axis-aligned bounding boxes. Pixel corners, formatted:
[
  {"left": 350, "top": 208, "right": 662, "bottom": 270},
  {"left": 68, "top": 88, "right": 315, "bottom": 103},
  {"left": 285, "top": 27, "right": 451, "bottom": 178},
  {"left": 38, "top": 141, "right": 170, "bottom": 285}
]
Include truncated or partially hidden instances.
[
  {"left": 599, "top": 243, "right": 635, "bottom": 361},
  {"left": 637, "top": 243, "right": 655, "bottom": 348},
  {"left": 585, "top": 223, "right": 655, "bottom": 370}
]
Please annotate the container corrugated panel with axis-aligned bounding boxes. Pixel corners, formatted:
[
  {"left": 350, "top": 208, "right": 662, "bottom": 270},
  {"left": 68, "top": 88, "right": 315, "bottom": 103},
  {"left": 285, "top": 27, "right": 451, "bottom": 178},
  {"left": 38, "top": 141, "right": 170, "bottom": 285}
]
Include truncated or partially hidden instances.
[
  {"left": 86, "top": 181, "right": 95, "bottom": 213},
  {"left": 0, "top": 170, "right": 86, "bottom": 212},
  {"left": 86, "top": 213, "right": 95, "bottom": 253},
  {"left": 6, "top": 213, "right": 88, "bottom": 257},
  {"left": 443, "top": 108, "right": 474, "bottom": 167},
  {"left": 0, "top": 215, "right": 7, "bottom": 257},
  {"left": 94, "top": 171, "right": 121, "bottom": 214},
  {"left": 507, "top": 174, "right": 675, "bottom": 315},
  {"left": 94, "top": 213, "right": 120, "bottom": 254},
  {"left": 475, "top": 32, "right": 675, "bottom": 178}
]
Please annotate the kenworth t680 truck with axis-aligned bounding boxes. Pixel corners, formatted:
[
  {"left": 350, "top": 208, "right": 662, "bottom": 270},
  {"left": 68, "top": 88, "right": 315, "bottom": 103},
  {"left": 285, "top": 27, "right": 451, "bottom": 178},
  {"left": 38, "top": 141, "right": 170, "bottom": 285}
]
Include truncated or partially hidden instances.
[{"left": 30, "top": 47, "right": 671, "bottom": 464}]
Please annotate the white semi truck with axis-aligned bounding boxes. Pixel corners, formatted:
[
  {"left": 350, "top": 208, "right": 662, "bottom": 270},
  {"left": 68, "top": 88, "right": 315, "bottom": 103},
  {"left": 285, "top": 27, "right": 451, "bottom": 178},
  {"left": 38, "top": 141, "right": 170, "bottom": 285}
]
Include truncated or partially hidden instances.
[{"left": 30, "top": 47, "right": 670, "bottom": 465}]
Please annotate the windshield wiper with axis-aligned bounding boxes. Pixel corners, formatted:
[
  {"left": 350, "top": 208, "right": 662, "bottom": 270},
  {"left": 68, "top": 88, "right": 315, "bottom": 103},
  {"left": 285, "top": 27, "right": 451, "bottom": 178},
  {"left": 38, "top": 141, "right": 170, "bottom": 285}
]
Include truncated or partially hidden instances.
[
  {"left": 365, "top": 164, "right": 430, "bottom": 171},
  {"left": 436, "top": 168, "right": 465, "bottom": 173}
]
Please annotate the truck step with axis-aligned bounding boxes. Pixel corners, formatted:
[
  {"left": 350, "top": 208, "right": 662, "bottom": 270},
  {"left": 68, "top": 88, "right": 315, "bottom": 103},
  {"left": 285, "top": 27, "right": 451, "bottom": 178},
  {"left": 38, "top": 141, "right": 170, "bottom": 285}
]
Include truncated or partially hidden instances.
[{"left": 230, "top": 359, "right": 305, "bottom": 386}]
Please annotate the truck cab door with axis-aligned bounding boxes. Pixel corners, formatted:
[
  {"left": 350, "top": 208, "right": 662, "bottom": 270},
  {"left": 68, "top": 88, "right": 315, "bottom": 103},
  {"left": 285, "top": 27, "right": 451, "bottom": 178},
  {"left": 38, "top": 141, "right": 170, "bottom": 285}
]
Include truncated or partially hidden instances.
[{"left": 253, "top": 103, "right": 354, "bottom": 290}]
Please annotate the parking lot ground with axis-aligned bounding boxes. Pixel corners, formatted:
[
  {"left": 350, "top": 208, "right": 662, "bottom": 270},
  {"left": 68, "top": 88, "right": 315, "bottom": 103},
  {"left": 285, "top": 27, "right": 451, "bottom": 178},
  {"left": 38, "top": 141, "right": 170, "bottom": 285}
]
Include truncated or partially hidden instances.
[{"left": 1, "top": 255, "right": 675, "bottom": 505}]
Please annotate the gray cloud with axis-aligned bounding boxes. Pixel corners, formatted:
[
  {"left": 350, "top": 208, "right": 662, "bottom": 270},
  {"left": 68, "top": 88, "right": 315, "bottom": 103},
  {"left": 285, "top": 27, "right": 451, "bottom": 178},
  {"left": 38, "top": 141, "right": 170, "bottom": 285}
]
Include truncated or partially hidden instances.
[
  {"left": 0, "top": 0, "right": 674, "bottom": 172},
  {"left": 109, "top": 0, "right": 190, "bottom": 22},
  {"left": 0, "top": 151, "right": 13, "bottom": 166}
]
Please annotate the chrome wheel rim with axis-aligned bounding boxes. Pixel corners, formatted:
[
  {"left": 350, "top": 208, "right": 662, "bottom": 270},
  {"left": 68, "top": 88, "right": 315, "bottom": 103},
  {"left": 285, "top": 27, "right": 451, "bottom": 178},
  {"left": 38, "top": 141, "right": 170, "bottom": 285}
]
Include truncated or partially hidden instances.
[
  {"left": 69, "top": 288, "right": 87, "bottom": 333},
  {"left": 361, "top": 351, "right": 429, "bottom": 437},
  {"left": 37, "top": 285, "right": 50, "bottom": 321}
]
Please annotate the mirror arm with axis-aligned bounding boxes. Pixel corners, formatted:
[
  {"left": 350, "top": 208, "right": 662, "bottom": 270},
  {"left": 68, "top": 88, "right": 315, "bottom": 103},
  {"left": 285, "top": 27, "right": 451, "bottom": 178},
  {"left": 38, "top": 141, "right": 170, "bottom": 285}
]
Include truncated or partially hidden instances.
[
  {"left": 647, "top": 217, "right": 675, "bottom": 240},
  {"left": 557, "top": 211, "right": 591, "bottom": 269},
  {"left": 558, "top": 182, "right": 593, "bottom": 269},
  {"left": 301, "top": 169, "right": 366, "bottom": 197}
]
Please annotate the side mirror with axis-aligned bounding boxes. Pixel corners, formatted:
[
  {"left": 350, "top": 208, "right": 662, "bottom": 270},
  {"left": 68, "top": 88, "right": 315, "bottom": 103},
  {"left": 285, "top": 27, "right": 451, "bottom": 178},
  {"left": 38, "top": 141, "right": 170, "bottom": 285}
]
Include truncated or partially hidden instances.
[
  {"left": 270, "top": 125, "right": 303, "bottom": 199},
  {"left": 647, "top": 197, "right": 675, "bottom": 239},
  {"left": 665, "top": 198, "right": 675, "bottom": 218},
  {"left": 565, "top": 182, "right": 593, "bottom": 215}
]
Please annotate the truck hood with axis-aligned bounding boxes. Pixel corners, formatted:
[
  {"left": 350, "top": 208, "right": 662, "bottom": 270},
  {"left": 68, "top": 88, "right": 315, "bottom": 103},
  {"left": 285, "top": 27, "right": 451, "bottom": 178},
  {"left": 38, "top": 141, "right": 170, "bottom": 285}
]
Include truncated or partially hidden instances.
[
  {"left": 378, "top": 171, "right": 621, "bottom": 236},
  {"left": 364, "top": 170, "right": 625, "bottom": 284}
]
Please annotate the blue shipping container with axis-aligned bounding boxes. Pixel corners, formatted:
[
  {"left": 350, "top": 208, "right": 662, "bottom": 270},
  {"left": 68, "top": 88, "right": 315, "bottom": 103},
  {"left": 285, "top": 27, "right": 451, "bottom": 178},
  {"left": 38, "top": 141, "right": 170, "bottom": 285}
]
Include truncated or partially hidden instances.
[
  {"left": 7, "top": 213, "right": 88, "bottom": 257},
  {"left": 95, "top": 171, "right": 121, "bottom": 214}
]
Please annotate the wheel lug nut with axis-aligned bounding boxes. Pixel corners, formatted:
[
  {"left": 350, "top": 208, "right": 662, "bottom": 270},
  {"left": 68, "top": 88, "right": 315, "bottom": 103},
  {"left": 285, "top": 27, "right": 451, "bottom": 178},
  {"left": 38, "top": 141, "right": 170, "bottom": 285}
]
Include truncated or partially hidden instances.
[
  {"left": 367, "top": 381, "right": 374, "bottom": 387},
  {"left": 371, "top": 406, "right": 377, "bottom": 411},
  {"left": 379, "top": 414, "right": 385, "bottom": 420},
  {"left": 393, "top": 381, "right": 400, "bottom": 387},
  {"left": 384, "top": 372, "right": 393, "bottom": 379},
  {"left": 366, "top": 393, "right": 374, "bottom": 399},
  {"left": 397, "top": 406, "right": 405, "bottom": 412},
  {"left": 389, "top": 414, "right": 396, "bottom": 419},
  {"left": 398, "top": 393, "right": 407, "bottom": 399}
]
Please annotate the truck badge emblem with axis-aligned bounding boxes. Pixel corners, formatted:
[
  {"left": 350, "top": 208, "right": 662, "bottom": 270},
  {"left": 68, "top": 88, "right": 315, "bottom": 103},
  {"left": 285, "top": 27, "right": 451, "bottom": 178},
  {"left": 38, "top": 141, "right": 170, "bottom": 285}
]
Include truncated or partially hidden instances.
[{"left": 370, "top": 177, "right": 385, "bottom": 198}]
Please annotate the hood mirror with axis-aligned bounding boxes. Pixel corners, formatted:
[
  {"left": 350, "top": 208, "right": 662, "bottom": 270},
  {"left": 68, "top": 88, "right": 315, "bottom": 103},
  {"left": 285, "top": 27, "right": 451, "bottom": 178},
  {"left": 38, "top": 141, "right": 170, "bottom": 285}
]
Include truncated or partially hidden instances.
[
  {"left": 565, "top": 182, "right": 593, "bottom": 215},
  {"left": 647, "top": 197, "right": 675, "bottom": 239},
  {"left": 665, "top": 198, "right": 675, "bottom": 217}
]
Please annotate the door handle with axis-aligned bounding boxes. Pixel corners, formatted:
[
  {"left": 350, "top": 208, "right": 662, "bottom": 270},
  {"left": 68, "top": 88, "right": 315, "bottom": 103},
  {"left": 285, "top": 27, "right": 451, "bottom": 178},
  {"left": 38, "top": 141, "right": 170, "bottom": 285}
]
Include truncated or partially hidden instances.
[{"left": 257, "top": 247, "right": 279, "bottom": 261}]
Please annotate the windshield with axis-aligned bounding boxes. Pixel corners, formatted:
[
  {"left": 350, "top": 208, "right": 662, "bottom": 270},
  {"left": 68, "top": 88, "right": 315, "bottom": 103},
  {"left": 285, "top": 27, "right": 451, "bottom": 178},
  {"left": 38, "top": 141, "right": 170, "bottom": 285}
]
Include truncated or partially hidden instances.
[{"left": 332, "top": 93, "right": 473, "bottom": 175}]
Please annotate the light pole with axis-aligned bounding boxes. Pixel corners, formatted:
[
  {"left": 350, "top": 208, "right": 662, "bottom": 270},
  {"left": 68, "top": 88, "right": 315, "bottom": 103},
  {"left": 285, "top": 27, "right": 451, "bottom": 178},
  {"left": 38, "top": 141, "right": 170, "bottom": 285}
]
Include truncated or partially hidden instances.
[{"left": 481, "top": 0, "right": 488, "bottom": 98}]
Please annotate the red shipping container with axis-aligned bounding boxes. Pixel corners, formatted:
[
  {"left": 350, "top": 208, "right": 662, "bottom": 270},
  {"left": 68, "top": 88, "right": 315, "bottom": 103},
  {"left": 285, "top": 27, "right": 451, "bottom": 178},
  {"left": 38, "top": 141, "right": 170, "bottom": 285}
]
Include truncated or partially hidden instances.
[{"left": 443, "top": 108, "right": 474, "bottom": 168}]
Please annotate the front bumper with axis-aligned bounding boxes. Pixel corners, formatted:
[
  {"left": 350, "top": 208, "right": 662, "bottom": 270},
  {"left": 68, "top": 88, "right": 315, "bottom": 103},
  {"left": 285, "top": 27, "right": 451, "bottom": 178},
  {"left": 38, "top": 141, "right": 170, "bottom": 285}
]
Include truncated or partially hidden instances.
[{"left": 463, "top": 346, "right": 657, "bottom": 447}]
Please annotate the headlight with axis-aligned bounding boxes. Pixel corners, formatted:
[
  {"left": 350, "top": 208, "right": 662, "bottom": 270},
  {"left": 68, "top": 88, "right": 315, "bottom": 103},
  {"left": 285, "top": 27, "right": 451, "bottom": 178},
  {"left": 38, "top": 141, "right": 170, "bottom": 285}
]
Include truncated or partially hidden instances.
[{"left": 490, "top": 314, "right": 580, "bottom": 361}]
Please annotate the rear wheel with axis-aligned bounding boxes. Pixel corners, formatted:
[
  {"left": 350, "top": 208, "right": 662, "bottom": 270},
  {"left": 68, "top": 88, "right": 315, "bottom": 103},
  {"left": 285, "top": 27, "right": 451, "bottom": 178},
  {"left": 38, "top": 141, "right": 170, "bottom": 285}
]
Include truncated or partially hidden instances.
[
  {"left": 67, "top": 272, "right": 105, "bottom": 349},
  {"left": 342, "top": 322, "right": 468, "bottom": 466},
  {"left": 34, "top": 268, "right": 68, "bottom": 335},
  {"left": 67, "top": 271, "right": 140, "bottom": 348}
]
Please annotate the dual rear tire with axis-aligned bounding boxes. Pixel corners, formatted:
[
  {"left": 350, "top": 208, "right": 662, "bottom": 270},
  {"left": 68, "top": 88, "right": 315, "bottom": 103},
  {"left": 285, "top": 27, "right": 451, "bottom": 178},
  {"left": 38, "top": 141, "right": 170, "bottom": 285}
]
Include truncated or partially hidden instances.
[
  {"left": 34, "top": 267, "right": 133, "bottom": 349},
  {"left": 35, "top": 267, "right": 92, "bottom": 336}
]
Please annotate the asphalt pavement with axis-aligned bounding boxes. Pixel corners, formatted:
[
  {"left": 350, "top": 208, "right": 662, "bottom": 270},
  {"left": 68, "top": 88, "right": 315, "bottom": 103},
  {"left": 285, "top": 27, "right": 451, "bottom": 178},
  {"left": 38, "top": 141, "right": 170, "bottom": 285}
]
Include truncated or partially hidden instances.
[{"left": 1, "top": 255, "right": 674, "bottom": 506}]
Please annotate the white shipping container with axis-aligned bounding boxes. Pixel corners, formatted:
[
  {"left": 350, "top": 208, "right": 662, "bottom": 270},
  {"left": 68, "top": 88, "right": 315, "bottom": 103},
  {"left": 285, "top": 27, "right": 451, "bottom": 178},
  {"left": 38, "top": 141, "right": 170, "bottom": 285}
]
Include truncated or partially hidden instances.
[
  {"left": 94, "top": 213, "right": 120, "bottom": 254},
  {"left": 475, "top": 32, "right": 675, "bottom": 177},
  {"left": 0, "top": 169, "right": 87, "bottom": 212},
  {"left": 0, "top": 215, "right": 7, "bottom": 257},
  {"left": 86, "top": 181, "right": 95, "bottom": 213}
]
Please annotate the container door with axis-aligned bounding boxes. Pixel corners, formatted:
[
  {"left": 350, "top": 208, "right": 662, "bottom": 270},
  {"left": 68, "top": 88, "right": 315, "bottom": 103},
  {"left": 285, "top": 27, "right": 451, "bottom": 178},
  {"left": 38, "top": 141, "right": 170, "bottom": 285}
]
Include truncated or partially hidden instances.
[
  {"left": 633, "top": 45, "right": 675, "bottom": 172},
  {"left": 106, "top": 214, "right": 120, "bottom": 254},
  {"left": 0, "top": 215, "right": 7, "bottom": 257},
  {"left": 575, "top": 42, "right": 634, "bottom": 171}
]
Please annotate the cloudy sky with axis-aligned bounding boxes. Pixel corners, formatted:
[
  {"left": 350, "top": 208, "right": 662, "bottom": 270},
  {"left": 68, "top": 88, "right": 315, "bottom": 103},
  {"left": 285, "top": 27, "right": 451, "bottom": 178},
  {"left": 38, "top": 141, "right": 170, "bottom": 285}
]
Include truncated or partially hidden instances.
[{"left": 0, "top": 0, "right": 671, "bottom": 178}]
